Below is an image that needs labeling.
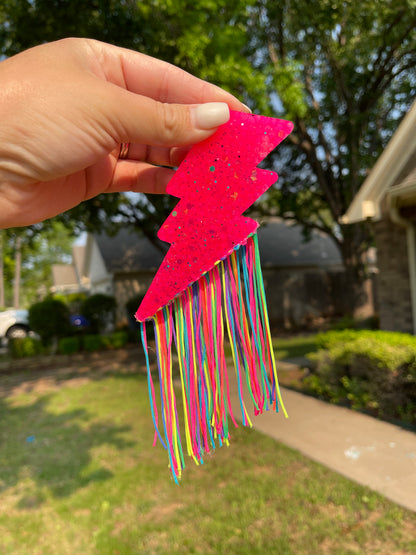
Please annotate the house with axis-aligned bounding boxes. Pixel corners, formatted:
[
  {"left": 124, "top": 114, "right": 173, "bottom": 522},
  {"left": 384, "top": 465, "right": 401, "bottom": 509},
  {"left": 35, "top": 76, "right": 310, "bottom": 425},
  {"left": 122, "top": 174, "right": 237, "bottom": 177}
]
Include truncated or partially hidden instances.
[
  {"left": 256, "top": 219, "right": 346, "bottom": 329},
  {"left": 53, "top": 220, "right": 348, "bottom": 330},
  {"left": 342, "top": 101, "right": 416, "bottom": 334},
  {"left": 84, "top": 229, "right": 164, "bottom": 322},
  {"left": 51, "top": 244, "right": 89, "bottom": 295}
]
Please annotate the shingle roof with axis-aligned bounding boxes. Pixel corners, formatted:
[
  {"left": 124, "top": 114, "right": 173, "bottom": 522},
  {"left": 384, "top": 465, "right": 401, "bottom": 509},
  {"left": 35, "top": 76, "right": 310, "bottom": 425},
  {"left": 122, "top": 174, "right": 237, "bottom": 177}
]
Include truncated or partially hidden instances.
[
  {"left": 95, "top": 228, "right": 164, "bottom": 272},
  {"left": 94, "top": 218, "right": 341, "bottom": 272},
  {"left": 257, "top": 219, "right": 342, "bottom": 267}
]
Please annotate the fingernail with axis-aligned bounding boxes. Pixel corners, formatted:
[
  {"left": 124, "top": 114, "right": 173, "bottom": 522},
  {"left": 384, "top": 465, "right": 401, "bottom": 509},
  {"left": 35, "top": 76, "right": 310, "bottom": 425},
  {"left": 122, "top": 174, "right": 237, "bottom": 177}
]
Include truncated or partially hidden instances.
[
  {"left": 242, "top": 103, "right": 252, "bottom": 114},
  {"left": 193, "top": 102, "right": 230, "bottom": 130}
]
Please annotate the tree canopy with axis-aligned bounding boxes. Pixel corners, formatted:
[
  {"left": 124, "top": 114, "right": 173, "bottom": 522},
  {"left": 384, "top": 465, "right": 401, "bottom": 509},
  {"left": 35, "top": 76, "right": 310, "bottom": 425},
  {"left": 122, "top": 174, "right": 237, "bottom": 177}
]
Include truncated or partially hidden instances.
[{"left": 1, "top": 0, "right": 415, "bottom": 310}]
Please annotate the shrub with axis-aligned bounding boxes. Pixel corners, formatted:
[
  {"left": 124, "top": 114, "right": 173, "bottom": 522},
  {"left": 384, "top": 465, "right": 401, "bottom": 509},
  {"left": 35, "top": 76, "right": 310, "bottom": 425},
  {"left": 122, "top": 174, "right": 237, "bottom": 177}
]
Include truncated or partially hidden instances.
[
  {"left": 330, "top": 314, "right": 379, "bottom": 331},
  {"left": 58, "top": 336, "right": 80, "bottom": 355},
  {"left": 125, "top": 294, "right": 145, "bottom": 317},
  {"left": 8, "top": 337, "right": 45, "bottom": 358},
  {"left": 83, "top": 334, "right": 104, "bottom": 352},
  {"left": 105, "top": 331, "right": 128, "bottom": 349},
  {"left": 304, "top": 330, "right": 416, "bottom": 424},
  {"left": 28, "top": 298, "right": 71, "bottom": 345},
  {"left": 81, "top": 294, "right": 116, "bottom": 334},
  {"left": 126, "top": 295, "right": 155, "bottom": 342}
]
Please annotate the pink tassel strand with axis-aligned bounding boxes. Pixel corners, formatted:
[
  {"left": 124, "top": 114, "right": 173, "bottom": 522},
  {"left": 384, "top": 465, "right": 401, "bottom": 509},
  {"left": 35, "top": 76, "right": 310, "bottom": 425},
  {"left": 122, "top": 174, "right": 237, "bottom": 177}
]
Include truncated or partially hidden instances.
[{"left": 141, "top": 235, "right": 287, "bottom": 480}]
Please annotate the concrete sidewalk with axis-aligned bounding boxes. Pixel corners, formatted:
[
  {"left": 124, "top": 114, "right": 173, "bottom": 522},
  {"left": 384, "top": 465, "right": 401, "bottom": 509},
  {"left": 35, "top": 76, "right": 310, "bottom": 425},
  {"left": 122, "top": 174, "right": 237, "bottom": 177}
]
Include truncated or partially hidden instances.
[{"left": 229, "top": 366, "right": 416, "bottom": 512}]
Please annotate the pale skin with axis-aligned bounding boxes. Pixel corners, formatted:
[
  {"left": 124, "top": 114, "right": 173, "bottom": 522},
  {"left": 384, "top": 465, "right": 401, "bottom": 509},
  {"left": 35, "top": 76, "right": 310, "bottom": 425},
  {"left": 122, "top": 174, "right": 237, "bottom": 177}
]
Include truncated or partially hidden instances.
[{"left": 0, "top": 38, "right": 249, "bottom": 228}]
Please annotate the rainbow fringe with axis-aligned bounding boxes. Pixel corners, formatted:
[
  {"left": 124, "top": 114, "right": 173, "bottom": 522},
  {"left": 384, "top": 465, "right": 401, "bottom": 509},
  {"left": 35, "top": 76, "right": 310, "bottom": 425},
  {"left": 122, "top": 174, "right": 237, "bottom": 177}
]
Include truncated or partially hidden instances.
[{"left": 140, "top": 234, "right": 287, "bottom": 482}]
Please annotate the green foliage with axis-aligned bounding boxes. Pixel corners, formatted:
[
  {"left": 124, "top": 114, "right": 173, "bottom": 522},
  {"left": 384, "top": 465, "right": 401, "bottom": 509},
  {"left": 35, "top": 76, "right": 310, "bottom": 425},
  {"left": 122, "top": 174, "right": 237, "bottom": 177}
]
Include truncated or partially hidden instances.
[
  {"left": 1, "top": 0, "right": 415, "bottom": 312},
  {"left": 84, "top": 331, "right": 128, "bottom": 351},
  {"left": 330, "top": 314, "right": 380, "bottom": 331},
  {"left": 82, "top": 334, "right": 104, "bottom": 352},
  {"left": 8, "top": 337, "right": 45, "bottom": 358},
  {"left": 58, "top": 336, "right": 80, "bottom": 355},
  {"left": 305, "top": 330, "right": 416, "bottom": 424},
  {"left": 315, "top": 329, "right": 416, "bottom": 353},
  {"left": 1, "top": 223, "right": 75, "bottom": 308},
  {"left": 28, "top": 298, "right": 71, "bottom": 345},
  {"left": 80, "top": 294, "right": 116, "bottom": 334},
  {"left": 103, "top": 331, "right": 128, "bottom": 350},
  {"left": 53, "top": 292, "right": 88, "bottom": 316}
]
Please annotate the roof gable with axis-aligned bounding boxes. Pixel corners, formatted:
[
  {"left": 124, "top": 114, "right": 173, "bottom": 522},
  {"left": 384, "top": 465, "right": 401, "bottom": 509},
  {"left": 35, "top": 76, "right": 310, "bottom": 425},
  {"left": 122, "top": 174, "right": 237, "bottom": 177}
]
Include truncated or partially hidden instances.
[
  {"left": 94, "top": 229, "right": 164, "bottom": 272},
  {"left": 342, "top": 102, "right": 416, "bottom": 224}
]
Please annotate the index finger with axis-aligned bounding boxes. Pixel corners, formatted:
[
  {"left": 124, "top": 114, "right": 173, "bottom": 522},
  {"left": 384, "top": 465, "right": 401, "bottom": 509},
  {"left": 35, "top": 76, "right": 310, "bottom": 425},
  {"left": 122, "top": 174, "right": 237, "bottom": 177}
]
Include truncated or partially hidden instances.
[{"left": 89, "top": 40, "right": 249, "bottom": 111}]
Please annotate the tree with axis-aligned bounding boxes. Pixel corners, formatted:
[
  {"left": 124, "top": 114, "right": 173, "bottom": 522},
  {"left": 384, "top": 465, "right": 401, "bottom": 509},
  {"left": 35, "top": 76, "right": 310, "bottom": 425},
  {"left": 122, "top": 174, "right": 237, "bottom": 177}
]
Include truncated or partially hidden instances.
[
  {"left": 80, "top": 294, "right": 116, "bottom": 334},
  {"left": 20, "top": 221, "right": 75, "bottom": 304},
  {"left": 0, "top": 0, "right": 263, "bottom": 252},
  {"left": 0, "top": 231, "right": 4, "bottom": 307},
  {"left": 246, "top": 0, "right": 416, "bottom": 310},
  {"left": 0, "top": 223, "right": 75, "bottom": 307},
  {"left": 28, "top": 298, "right": 71, "bottom": 347},
  {"left": 1, "top": 0, "right": 415, "bottom": 312}
]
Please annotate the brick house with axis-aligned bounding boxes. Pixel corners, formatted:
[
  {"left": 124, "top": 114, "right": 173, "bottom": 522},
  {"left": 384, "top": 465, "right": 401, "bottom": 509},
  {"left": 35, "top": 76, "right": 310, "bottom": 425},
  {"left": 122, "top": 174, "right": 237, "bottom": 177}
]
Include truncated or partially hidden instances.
[
  {"left": 53, "top": 219, "right": 349, "bottom": 330},
  {"left": 342, "top": 102, "right": 416, "bottom": 334}
]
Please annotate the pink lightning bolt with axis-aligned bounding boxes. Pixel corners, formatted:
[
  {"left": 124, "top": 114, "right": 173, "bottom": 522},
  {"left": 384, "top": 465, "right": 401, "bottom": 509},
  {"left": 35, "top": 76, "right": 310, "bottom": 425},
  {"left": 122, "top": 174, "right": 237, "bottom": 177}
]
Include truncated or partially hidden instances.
[{"left": 136, "top": 111, "right": 293, "bottom": 322}]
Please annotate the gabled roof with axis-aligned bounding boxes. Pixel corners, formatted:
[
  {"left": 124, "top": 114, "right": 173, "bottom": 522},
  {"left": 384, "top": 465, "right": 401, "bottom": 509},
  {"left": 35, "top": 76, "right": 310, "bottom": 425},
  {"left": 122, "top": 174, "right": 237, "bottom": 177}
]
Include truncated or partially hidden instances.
[
  {"left": 93, "top": 219, "right": 342, "bottom": 272},
  {"left": 72, "top": 245, "right": 87, "bottom": 281},
  {"left": 257, "top": 218, "right": 342, "bottom": 268},
  {"left": 94, "top": 228, "right": 164, "bottom": 272},
  {"left": 342, "top": 102, "right": 416, "bottom": 224}
]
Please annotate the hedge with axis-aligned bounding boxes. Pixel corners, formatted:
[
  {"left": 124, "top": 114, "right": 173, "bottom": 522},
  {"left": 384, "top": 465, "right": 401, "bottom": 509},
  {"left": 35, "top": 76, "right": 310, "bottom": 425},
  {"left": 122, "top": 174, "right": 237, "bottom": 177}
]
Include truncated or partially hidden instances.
[
  {"left": 8, "top": 337, "right": 45, "bottom": 358},
  {"left": 304, "top": 330, "right": 416, "bottom": 425},
  {"left": 58, "top": 337, "right": 81, "bottom": 355},
  {"left": 9, "top": 331, "right": 129, "bottom": 358}
]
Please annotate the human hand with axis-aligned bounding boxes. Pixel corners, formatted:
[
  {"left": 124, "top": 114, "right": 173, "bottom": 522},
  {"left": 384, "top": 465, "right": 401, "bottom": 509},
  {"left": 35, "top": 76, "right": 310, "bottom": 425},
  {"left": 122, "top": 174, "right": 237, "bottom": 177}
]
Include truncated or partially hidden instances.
[{"left": 0, "top": 38, "right": 249, "bottom": 228}]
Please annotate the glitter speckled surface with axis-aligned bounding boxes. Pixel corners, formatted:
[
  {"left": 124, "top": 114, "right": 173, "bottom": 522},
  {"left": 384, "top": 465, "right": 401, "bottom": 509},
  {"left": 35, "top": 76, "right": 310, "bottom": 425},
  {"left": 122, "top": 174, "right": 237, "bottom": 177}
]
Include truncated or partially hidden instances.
[{"left": 136, "top": 111, "right": 293, "bottom": 321}]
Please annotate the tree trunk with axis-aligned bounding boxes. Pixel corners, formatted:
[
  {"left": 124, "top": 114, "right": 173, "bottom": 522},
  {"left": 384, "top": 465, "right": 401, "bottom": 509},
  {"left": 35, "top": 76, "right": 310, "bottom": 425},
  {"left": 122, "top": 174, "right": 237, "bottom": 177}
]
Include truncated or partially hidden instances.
[
  {"left": 13, "top": 235, "right": 22, "bottom": 309},
  {"left": 0, "top": 231, "right": 4, "bottom": 308}
]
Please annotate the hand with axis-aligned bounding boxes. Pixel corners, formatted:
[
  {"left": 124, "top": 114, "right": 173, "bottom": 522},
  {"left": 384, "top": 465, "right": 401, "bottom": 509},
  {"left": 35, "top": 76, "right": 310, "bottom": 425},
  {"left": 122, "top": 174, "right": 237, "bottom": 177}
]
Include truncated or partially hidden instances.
[{"left": 0, "top": 38, "right": 249, "bottom": 228}]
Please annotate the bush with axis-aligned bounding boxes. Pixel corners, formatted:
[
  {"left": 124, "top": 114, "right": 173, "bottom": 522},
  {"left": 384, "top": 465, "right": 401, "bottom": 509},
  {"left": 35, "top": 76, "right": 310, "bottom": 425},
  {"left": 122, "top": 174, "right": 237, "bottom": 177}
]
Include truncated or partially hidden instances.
[
  {"left": 83, "top": 331, "right": 129, "bottom": 352},
  {"left": 28, "top": 298, "right": 71, "bottom": 345},
  {"left": 8, "top": 337, "right": 45, "bottom": 358},
  {"left": 81, "top": 294, "right": 116, "bottom": 334},
  {"left": 330, "top": 314, "right": 379, "bottom": 331},
  {"left": 53, "top": 292, "right": 88, "bottom": 314},
  {"left": 83, "top": 334, "right": 104, "bottom": 352},
  {"left": 104, "top": 331, "right": 129, "bottom": 349},
  {"left": 125, "top": 294, "right": 145, "bottom": 317},
  {"left": 304, "top": 330, "right": 416, "bottom": 424},
  {"left": 58, "top": 336, "right": 80, "bottom": 355}
]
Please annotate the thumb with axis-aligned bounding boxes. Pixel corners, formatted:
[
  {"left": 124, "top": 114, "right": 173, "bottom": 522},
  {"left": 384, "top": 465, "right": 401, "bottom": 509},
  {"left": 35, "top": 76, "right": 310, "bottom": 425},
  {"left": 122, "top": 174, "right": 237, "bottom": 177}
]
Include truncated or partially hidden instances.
[{"left": 107, "top": 87, "right": 231, "bottom": 146}]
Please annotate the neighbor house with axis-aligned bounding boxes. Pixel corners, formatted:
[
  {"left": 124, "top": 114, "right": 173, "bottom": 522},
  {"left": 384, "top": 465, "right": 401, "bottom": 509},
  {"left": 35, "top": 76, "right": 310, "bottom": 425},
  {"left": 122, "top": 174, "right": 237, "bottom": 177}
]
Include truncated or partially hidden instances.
[
  {"left": 342, "top": 101, "right": 416, "bottom": 334},
  {"left": 51, "top": 244, "right": 89, "bottom": 295},
  {"left": 53, "top": 219, "right": 351, "bottom": 329}
]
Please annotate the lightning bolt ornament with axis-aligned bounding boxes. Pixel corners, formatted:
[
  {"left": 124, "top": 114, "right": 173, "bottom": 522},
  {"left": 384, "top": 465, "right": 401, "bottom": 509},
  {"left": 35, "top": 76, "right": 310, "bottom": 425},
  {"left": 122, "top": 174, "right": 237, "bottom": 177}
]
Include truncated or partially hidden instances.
[{"left": 138, "top": 111, "right": 293, "bottom": 482}]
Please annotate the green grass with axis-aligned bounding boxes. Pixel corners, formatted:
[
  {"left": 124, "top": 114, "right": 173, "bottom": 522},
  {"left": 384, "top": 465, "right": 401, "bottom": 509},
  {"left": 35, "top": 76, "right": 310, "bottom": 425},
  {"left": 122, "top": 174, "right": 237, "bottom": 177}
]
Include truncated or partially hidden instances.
[
  {"left": 273, "top": 335, "right": 318, "bottom": 361},
  {"left": 224, "top": 334, "right": 318, "bottom": 363},
  {"left": 0, "top": 364, "right": 415, "bottom": 554}
]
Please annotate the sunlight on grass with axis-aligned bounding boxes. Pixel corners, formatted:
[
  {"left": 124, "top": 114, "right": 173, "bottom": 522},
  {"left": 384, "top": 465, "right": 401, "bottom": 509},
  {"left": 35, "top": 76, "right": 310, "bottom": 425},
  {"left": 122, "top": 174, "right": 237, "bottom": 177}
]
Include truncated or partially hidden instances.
[
  {"left": 0, "top": 368, "right": 415, "bottom": 554},
  {"left": 273, "top": 335, "right": 318, "bottom": 360}
]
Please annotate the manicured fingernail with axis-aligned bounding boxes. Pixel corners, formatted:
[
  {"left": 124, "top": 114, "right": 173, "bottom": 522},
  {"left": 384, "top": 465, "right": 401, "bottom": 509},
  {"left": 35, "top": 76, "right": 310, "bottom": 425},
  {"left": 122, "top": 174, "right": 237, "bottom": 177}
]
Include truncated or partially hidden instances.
[
  {"left": 193, "top": 102, "right": 230, "bottom": 130},
  {"left": 242, "top": 103, "right": 252, "bottom": 114}
]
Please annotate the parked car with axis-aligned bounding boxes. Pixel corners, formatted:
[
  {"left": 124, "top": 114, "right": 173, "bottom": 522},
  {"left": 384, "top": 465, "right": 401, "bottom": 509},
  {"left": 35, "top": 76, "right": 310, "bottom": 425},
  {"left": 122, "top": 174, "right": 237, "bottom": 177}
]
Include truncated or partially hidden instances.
[{"left": 0, "top": 309, "right": 30, "bottom": 343}]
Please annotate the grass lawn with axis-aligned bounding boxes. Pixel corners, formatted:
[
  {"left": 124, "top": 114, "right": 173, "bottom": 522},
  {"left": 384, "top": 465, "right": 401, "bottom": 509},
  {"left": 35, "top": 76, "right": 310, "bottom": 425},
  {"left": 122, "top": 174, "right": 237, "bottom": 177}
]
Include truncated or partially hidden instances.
[
  {"left": 0, "top": 353, "right": 415, "bottom": 554},
  {"left": 273, "top": 334, "right": 319, "bottom": 361}
]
